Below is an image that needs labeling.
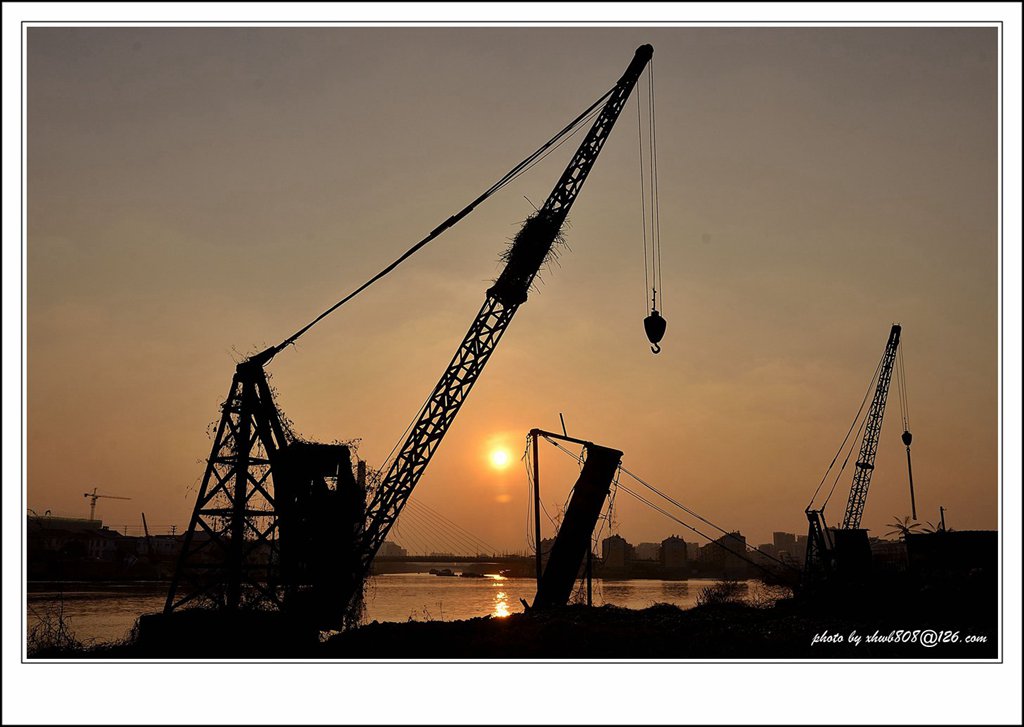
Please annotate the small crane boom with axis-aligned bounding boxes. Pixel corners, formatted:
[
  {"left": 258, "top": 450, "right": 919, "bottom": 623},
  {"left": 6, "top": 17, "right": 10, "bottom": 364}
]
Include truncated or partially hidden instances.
[
  {"left": 841, "top": 324, "right": 901, "bottom": 530},
  {"left": 805, "top": 324, "right": 903, "bottom": 580}
]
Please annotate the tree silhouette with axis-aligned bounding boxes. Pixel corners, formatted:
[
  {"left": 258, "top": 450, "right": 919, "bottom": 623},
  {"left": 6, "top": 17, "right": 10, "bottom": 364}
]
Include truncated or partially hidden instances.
[{"left": 885, "top": 515, "right": 922, "bottom": 541}]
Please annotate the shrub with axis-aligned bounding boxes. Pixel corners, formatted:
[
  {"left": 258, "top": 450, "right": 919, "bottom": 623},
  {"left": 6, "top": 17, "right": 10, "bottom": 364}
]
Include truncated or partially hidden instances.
[
  {"left": 695, "top": 580, "right": 745, "bottom": 607},
  {"left": 27, "top": 600, "right": 85, "bottom": 656}
]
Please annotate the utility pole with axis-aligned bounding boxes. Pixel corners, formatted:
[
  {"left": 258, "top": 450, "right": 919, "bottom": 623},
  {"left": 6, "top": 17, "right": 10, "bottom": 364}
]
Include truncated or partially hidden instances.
[{"left": 533, "top": 432, "right": 542, "bottom": 588}]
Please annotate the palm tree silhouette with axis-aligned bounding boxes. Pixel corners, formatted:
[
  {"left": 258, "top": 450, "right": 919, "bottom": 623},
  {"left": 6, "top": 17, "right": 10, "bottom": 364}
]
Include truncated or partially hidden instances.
[{"left": 885, "top": 515, "right": 922, "bottom": 541}]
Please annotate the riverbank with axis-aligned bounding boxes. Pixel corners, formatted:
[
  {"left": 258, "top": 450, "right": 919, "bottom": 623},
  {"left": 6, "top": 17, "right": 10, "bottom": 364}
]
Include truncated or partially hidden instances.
[
  {"left": 30, "top": 575, "right": 997, "bottom": 660},
  {"left": 28, "top": 575, "right": 778, "bottom": 645}
]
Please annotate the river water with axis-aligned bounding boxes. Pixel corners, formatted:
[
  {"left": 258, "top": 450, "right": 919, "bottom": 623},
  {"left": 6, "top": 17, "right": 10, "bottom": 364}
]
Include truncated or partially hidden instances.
[{"left": 27, "top": 575, "right": 780, "bottom": 646}]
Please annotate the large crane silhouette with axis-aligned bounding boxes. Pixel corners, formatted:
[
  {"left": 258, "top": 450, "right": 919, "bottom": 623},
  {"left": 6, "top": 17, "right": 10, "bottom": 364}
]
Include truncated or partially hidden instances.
[{"left": 166, "top": 45, "right": 654, "bottom": 626}]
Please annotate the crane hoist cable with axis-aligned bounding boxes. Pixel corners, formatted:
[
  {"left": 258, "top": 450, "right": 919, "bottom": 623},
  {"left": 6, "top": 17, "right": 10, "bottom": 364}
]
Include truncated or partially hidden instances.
[
  {"left": 540, "top": 436, "right": 799, "bottom": 574},
  {"left": 637, "top": 60, "right": 667, "bottom": 354},
  {"left": 821, "top": 388, "right": 873, "bottom": 513},
  {"left": 614, "top": 480, "right": 794, "bottom": 580},
  {"left": 806, "top": 352, "right": 884, "bottom": 512},
  {"left": 542, "top": 434, "right": 798, "bottom": 579},
  {"left": 261, "top": 86, "right": 615, "bottom": 362}
]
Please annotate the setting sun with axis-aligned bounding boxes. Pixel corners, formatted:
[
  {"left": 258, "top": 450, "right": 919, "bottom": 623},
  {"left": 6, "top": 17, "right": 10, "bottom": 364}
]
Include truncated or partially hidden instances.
[{"left": 489, "top": 448, "right": 512, "bottom": 470}]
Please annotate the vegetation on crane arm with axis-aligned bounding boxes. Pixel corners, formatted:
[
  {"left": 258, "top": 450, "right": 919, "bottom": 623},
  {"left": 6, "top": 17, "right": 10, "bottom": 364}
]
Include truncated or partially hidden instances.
[{"left": 491, "top": 213, "right": 569, "bottom": 303}]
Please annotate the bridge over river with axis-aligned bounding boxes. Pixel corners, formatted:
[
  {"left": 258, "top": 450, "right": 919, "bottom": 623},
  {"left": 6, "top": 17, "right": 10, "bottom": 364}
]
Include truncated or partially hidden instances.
[{"left": 371, "top": 555, "right": 536, "bottom": 577}]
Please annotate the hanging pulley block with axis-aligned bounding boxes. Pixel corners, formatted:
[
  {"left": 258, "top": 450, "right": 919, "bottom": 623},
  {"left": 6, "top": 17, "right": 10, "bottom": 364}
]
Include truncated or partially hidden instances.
[
  {"left": 644, "top": 309, "right": 666, "bottom": 354},
  {"left": 902, "top": 430, "right": 913, "bottom": 447}
]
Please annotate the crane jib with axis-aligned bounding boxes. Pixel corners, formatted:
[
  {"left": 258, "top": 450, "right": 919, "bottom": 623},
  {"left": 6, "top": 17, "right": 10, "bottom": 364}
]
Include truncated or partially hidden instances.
[
  {"left": 361, "top": 45, "right": 654, "bottom": 567},
  {"left": 841, "top": 324, "right": 902, "bottom": 530}
]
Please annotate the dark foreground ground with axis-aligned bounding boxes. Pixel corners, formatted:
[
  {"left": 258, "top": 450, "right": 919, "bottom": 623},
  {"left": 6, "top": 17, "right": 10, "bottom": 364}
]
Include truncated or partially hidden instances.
[
  {"left": 30, "top": 575, "right": 998, "bottom": 660},
  {"left": 321, "top": 597, "right": 997, "bottom": 660}
]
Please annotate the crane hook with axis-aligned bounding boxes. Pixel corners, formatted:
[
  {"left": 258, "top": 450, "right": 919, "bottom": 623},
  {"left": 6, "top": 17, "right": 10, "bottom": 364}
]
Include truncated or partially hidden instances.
[{"left": 643, "top": 306, "right": 666, "bottom": 355}]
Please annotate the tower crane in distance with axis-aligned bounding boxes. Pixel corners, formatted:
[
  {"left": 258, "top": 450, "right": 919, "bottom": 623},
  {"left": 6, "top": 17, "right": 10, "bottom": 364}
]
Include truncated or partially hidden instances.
[
  {"left": 805, "top": 324, "right": 902, "bottom": 580},
  {"left": 83, "top": 487, "right": 131, "bottom": 521},
  {"left": 166, "top": 45, "right": 656, "bottom": 628}
]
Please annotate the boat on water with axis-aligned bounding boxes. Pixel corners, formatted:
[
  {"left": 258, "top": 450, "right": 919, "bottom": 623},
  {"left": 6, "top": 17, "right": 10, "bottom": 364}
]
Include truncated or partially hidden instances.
[
  {"left": 429, "top": 568, "right": 456, "bottom": 577},
  {"left": 459, "top": 571, "right": 485, "bottom": 578}
]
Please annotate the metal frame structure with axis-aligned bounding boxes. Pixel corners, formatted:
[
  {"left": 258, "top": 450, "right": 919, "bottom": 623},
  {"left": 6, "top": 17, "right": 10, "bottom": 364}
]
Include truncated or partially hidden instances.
[
  {"left": 166, "top": 357, "right": 288, "bottom": 613},
  {"left": 528, "top": 429, "right": 621, "bottom": 609}
]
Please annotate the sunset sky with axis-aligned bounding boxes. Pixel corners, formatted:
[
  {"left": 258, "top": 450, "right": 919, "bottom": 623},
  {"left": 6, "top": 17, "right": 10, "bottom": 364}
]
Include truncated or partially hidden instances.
[{"left": 26, "top": 26, "right": 998, "bottom": 551}]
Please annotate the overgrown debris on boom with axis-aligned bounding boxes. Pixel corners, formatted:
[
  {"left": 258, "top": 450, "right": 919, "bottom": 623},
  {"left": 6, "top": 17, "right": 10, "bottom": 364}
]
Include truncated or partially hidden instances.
[{"left": 491, "top": 212, "right": 568, "bottom": 304}]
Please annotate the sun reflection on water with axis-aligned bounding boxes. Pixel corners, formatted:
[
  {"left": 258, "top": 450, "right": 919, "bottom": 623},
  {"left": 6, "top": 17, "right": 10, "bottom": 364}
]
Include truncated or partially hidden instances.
[{"left": 493, "top": 590, "right": 511, "bottom": 618}]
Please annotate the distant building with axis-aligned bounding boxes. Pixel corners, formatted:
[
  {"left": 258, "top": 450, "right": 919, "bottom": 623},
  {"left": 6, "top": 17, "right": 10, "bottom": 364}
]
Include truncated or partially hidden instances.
[
  {"left": 378, "top": 541, "right": 408, "bottom": 558},
  {"left": 28, "top": 514, "right": 115, "bottom": 556},
  {"left": 773, "top": 531, "right": 797, "bottom": 553},
  {"left": 601, "top": 535, "right": 634, "bottom": 568},
  {"left": 146, "top": 535, "right": 181, "bottom": 559},
  {"left": 540, "top": 537, "right": 557, "bottom": 567},
  {"left": 772, "top": 531, "right": 800, "bottom": 564},
  {"left": 869, "top": 537, "right": 908, "bottom": 572},
  {"left": 27, "top": 513, "right": 160, "bottom": 579},
  {"left": 702, "top": 532, "right": 749, "bottom": 575},
  {"left": 685, "top": 542, "right": 700, "bottom": 561},
  {"left": 904, "top": 530, "right": 996, "bottom": 578},
  {"left": 634, "top": 542, "right": 661, "bottom": 561},
  {"left": 793, "top": 535, "right": 809, "bottom": 566},
  {"left": 660, "top": 535, "right": 688, "bottom": 568}
]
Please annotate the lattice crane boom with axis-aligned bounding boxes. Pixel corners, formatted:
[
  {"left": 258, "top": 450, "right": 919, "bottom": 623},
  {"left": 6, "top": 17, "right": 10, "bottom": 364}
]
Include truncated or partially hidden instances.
[
  {"left": 841, "top": 323, "right": 902, "bottom": 530},
  {"left": 359, "top": 44, "right": 654, "bottom": 569}
]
